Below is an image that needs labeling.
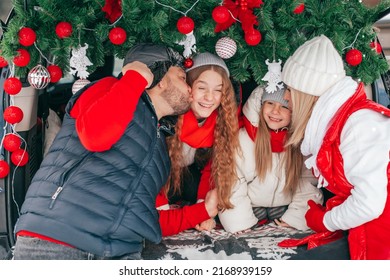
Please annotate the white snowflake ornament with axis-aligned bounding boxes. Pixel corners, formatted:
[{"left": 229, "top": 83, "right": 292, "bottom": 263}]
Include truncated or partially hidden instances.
[
  {"left": 69, "top": 43, "right": 93, "bottom": 79},
  {"left": 177, "top": 31, "right": 197, "bottom": 58},
  {"left": 261, "top": 59, "right": 284, "bottom": 94}
]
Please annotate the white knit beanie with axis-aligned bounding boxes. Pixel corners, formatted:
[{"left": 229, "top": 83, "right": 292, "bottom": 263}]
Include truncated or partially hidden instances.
[
  {"left": 282, "top": 35, "right": 346, "bottom": 96},
  {"left": 186, "top": 52, "right": 230, "bottom": 77}
]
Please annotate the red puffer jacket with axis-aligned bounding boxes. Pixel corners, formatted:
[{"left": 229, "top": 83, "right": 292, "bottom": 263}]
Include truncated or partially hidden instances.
[{"left": 316, "top": 83, "right": 390, "bottom": 260}]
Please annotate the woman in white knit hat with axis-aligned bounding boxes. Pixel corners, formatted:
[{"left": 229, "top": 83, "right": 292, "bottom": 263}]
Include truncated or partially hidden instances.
[
  {"left": 280, "top": 34, "right": 390, "bottom": 260},
  {"left": 218, "top": 82, "right": 323, "bottom": 234},
  {"left": 156, "top": 52, "right": 241, "bottom": 236}
]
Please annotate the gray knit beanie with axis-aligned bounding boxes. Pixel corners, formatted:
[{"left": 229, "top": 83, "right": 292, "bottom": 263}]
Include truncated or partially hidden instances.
[
  {"left": 282, "top": 35, "right": 346, "bottom": 96},
  {"left": 186, "top": 52, "right": 230, "bottom": 77},
  {"left": 261, "top": 84, "right": 289, "bottom": 108},
  {"left": 123, "top": 43, "right": 184, "bottom": 88}
]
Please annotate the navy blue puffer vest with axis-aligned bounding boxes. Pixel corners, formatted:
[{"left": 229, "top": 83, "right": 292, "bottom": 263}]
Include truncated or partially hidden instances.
[{"left": 15, "top": 88, "right": 170, "bottom": 257}]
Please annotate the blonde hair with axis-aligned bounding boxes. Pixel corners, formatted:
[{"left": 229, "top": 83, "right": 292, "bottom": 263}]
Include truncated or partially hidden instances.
[
  {"left": 285, "top": 89, "right": 319, "bottom": 147},
  {"left": 254, "top": 101, "right": 302, "bottom": 194},
  {"left": 164, "top": 65, "right": 240, "bottom": 209}
]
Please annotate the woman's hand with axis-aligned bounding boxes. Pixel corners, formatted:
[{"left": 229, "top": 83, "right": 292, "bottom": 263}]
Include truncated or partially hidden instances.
[
  {"left": 195, "top": 218, "right": 216, "bottom": 232},
  {"left": 122, "top": 61, "right": 153, "bottom": 88},
  {"left": 274, "top": 218, "right": 291, "bottom": 228}
]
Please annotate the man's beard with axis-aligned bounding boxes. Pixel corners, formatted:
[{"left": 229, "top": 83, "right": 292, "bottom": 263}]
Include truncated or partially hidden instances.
[{"left": 161, "top": 81, "right": 191, "bottom": 115}]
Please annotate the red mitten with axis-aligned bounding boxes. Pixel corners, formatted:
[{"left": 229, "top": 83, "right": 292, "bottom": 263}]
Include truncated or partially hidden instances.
[{"left": 305, "top": 200, "right": 328, "bottom": 233}]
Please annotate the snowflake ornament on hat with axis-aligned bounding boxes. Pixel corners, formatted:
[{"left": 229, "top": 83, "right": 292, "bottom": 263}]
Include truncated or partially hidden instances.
[{"left": 261, "top": 59, "right": 283, "bottom": 94}]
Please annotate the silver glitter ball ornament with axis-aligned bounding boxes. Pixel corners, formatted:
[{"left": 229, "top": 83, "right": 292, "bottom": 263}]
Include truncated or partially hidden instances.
[{"left": 27, "top": 64, "right": 51, "bottom": 89}]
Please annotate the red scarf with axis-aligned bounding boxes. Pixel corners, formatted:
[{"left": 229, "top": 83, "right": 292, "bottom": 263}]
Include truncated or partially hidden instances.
[
  {"left": 243, "top": 116, "right": 287, "bottom": 152},
  {"left": 179, "top": 110, "right": 217, "bottom": 148}
]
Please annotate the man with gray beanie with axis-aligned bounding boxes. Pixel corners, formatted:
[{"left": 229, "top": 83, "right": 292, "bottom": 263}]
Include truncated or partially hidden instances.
[{"left": 12, "top": 43, "right": 192, "bottom": 259}]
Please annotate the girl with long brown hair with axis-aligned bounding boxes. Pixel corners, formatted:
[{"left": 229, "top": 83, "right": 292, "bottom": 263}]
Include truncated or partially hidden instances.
[
  {"left": 155, "top": 52, "right": 241, "bottom": 236},
  {"left": 218, "top": 84, "right": 323, "bottom": 233}
]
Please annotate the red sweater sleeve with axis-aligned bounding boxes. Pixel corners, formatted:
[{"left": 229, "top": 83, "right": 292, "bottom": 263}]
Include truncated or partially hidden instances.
[
  {"left": 197, "top": 160, "right": 213, "bottom": 200},
  {"left": 70, "top": 70, "right": 147, "bottom": 152},
  {"left": 156, "top": 191, "right": 210, "bottom": 237}
]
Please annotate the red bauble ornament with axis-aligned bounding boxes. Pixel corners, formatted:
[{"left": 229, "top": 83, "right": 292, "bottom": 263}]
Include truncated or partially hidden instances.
[
  {"left": 13, "top": 48, "right": 31, "bottom": 67},
  {"left": 345, "top": 49, "right": 363, "bottom": 66},
  {"left": 293, "top": 3, "right": 305, "bottom": 14},
  {"left": 0, "top": 55, "right": 8, "bottom": 67},
  {"left": 0, "top": 160, "right": 10, "bottom": 178},
  {"left": 11, "top": 148, "right": 29, "bottom": 167},
  {"left": 47, "top": 65, "right": 63, "bottom": 83},
  {"left": 3, "top": 77, "right": 22, "bottom": 95},
  {"left": 109, "top": 27, "right": 127, "bottom": 45},
  {"left": 370, "top": 41, "right": 382, "bottom": 54},
  {"left": 18, "top": 27, "right": 37, "bottom": 47},
  {"left": 3, "top": 134, "right": 22, "bottom": 152},
  {"left": 212, "top": 6, "right": 230, "bottom": 24},
  {"left": 3, "top": 106, "right": 24, "bottom": 124},
  {"left": 245, "top": 29, "right": 262, "bottom": 46},
  {"left": 184, "top": 58, "right": 194, "bottom": 68},
  {"left": 55, "top": 22, "right": 73, "bottom": 39},
  {"left": 177, "top": 16, "right": 195, "bottom": 34}
]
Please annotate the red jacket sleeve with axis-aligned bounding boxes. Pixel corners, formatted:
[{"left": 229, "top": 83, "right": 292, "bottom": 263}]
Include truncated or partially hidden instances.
[
  {"left": 70, "top": 70, "right": 147, "bottom": 152},
  {"left": 156, "top": 191, "right": 210, "bottom": 237},
  {"left": 197, "top": 160, "right": 213, "bottom": 200}
]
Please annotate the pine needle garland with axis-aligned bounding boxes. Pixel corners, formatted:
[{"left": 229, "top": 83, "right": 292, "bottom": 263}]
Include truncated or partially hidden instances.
[{"left": 1, "top": 0, "right": 389, "bottom": 85}]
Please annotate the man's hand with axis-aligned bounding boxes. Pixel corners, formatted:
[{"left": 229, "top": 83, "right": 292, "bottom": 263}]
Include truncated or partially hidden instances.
[
  {"left": 204, "top": 188, "right": 218, "bottom": 218},
  {"left": 122, "top": 61, "right": 153, "bottom": 88},
  {"left": 305, "top": 200, "right": 328, "bottom": 232}
]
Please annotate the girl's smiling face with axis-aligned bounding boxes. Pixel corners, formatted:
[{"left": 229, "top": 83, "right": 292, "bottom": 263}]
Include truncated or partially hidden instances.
[
  {"left": 262, "top": 100, "right": 291, "bottom": 130},
  {"left": 190, "top": 70, "right": 223, "bottom": 120}
]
